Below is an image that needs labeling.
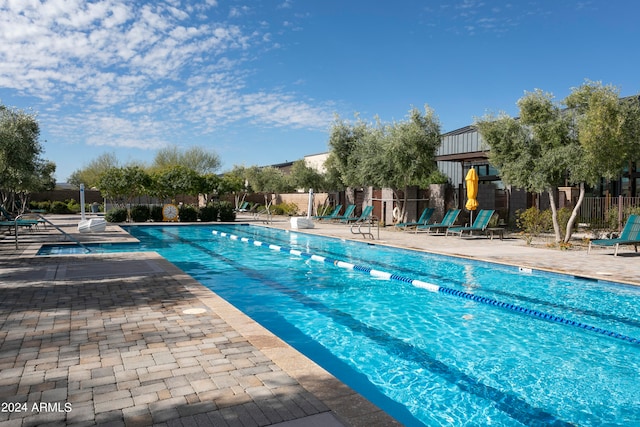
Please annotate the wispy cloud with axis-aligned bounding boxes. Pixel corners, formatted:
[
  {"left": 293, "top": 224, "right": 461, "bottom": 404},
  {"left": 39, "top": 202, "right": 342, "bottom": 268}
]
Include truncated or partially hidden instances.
[
  {"left": 0, "top": 0, "right": 333, "bottom": 150},
  {"left": 425, "top": 0, "right": 532, "bottom": 36}
]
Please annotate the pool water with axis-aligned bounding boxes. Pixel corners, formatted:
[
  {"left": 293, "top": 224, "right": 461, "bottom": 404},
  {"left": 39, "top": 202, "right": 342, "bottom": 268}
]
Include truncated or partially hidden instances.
[{"left": 39, "top": 225, "right": 640, "bottom": 426}]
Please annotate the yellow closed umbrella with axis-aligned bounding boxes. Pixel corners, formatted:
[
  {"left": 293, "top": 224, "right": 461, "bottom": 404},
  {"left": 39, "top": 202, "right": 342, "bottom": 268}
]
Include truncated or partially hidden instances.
[{"left": 465, "top": 168, "right": 479, "bottom": 223}]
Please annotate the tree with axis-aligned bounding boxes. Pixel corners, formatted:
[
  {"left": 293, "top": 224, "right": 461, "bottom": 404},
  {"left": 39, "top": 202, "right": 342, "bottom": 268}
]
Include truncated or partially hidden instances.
[
  {"left": 365, "top": 106, "right": 441, "bottom": 220},
  {"left": 196, "top": 173, "right": 222, "bottom": 204},
  {"left": 477, "top": 82, "right": 640, "bottom": 243},
  {"left": 325, "top": 106, "right": 441, "bottom": 221},
  {"left": 287, "top": 160, "right": 328, "bottom": 192},
  {"left": 96, "top": 166, "right": 152, "bottom": 207},
  {"left": 243, "top": 166, "right": 292, "bottom": 210},
  {"left": 14, "top": 159, "right": 56, "bottom": 212},
  {"left": 563, "top": 82, "right": 640, "bottom": 238},
  {"left": 152, "top": 146, "right": 221, "bottom": 174},
  {"left": 68, "top": 152, "right": 120, "bottom": 188},
  {"left": 150, "top": 165, "right": 201, "bottom": 202},
  {"left": 325, "top": 114, "right": 374, "bottom": 189},
  {"left": 96, "top": 167, "right": 129, "bottom": 207},
  {"left": 0, "top": 103, "right": 55, "bottom": 211},
  {"left": 478, "top": 90, "right": 576, "bottom": 242}
]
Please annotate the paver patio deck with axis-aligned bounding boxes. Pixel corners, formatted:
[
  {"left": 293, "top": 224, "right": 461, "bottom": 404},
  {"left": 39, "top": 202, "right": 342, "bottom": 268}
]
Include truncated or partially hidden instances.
[{"left": 0, "top": 214, "right": 638, "bottom": 427}]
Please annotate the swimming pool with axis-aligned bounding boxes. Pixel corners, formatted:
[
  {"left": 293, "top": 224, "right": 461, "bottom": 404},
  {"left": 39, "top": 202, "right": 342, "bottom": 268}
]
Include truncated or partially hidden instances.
[{"left": 39, "top": 224, "right": 640, "bottom": 426}]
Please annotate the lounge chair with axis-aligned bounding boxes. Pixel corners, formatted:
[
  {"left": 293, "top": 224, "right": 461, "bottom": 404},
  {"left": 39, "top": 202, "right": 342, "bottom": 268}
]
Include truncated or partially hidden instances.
[
  {"left": 588, "top": 214, "right": 640, "bottom": 256},
  {"left": 395, "top": 207, "right": 434, "bottom": 230},
  {"left": 446, "top": 209, "right": 495, "bottom": 237},
  {"left": 332, "top": 205, "right": 356, "bottom": 222},
  {"left": 235, "top": 201, "right": 250, "bottom": 212},
  {"left": 341, "top": 205, "right": 374, "bottom": 224},
  {"left": 314, "top": 204, "right": 343, "bottom": 221},
  {"left": 415, "top": 209, "right": 461, "bottom": 234},
  {"left": 0, "top": 206, "right": 41, "bottom": 230}
]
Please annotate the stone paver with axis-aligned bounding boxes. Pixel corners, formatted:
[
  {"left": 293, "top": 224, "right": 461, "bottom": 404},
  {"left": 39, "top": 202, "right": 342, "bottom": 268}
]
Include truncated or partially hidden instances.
[
  {"left": 4, "top": 213, "right": 636, "bottom": 427},
  {"left": 0, "top": 217, "right": 394, "bottom": 427}
]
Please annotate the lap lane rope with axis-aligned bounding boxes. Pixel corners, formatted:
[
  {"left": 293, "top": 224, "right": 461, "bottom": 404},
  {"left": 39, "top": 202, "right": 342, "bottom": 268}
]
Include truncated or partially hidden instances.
[{"left": 212, "top": 230, "right": 639, "bottom": 345}]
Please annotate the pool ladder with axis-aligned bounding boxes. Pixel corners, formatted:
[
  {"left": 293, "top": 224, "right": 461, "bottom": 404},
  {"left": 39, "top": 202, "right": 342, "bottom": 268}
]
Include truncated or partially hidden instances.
[{"left": 350, "top": 216, "right": 379, "bottom": 240}]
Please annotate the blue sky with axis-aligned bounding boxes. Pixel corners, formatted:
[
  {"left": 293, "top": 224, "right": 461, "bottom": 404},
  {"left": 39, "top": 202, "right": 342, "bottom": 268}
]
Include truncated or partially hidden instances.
[{"left": 1, "top": 0, "right": 639, "bottom": 182}]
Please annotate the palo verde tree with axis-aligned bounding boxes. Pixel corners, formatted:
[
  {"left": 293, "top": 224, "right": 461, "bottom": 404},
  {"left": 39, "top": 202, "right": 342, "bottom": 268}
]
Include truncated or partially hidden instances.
[{"left": 0, "top": 103, "right": 56, "bottom": 211}]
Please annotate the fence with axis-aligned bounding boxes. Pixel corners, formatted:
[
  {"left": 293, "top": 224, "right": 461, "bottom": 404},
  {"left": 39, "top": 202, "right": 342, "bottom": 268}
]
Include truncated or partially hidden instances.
[{"left": 578, "top": 196, "right": 640, "bottom": 229}]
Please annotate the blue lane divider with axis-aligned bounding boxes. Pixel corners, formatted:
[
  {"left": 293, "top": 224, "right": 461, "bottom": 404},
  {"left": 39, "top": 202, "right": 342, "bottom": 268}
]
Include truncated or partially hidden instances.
[{"left": 212, "top": 230, "right": 640, "bottom": 345}]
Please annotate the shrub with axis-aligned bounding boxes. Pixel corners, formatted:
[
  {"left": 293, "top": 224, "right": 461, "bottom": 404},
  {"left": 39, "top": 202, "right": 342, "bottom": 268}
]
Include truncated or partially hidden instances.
[
  {"left": 178, "top": 205, "right": 198, "bottom": 222},
  {"left": 315, "top": 205, "right": 333, "bottom": 217},
  {"left": 150, "top": 205, "right": 163, "bottom": 222},
  {"left": 50, "top": 201, "right": 73, "bottom": 214},
  {"left": 199, "top": 204, "right": 218, "bottom": 222},
  {"left": 29, "top": 201, "right": 50, "bottom": 212},
  {"left": 105, "top": 208, "right": 128, "bottom": 223},
  {"left": 130, "top": 205, "right": 150, "bottom": 222},
  {"left": 217, "top": 201, "right": 236, "bottom": 222},
  {"left": 271, "top": 202, "right": 298, "bottom": 216},
  {"left": 66, "top": 199, "right": 81, "bottom": 213},
  {"left": 515, "top": 207, "right": 551, "bottom": 245}
]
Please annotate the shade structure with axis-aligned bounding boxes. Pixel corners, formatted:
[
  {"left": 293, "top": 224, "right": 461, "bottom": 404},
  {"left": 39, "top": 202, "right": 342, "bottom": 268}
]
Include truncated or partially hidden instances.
[{"left": 465, "top": 168, "right": 479, "bottom": 211}]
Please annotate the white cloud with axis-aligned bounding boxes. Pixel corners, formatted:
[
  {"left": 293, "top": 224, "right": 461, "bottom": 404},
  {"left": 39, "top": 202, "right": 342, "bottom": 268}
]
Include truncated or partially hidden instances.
[{"left": 0, "top": 0, "right": 333, "bottom": 151}]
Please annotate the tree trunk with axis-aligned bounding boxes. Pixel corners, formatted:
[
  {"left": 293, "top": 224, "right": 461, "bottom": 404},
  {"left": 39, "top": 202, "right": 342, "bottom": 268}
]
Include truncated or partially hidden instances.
[
  {"left": 402, "top": 186, "right": 409, "bottom": 223},
  {"left": 563, "top": 182, "right": 585, "bottom": 243},
  {"left": 548, "top": 188, "right": 562, "bottom": 243}
]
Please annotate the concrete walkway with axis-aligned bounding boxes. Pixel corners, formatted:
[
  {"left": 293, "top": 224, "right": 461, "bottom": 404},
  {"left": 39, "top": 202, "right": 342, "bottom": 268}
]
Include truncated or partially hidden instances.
[{"left": 0, "top": 214, "right": 638, "bottom": 427}]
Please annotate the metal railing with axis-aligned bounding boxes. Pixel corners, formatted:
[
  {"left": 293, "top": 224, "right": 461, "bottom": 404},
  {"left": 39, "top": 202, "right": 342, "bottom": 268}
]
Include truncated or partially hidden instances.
[
  {"left": 578, "top": 196, "right": 640, "bottom": 230},
  {"left": 14, "top": 214, "right": 92, "bottom": 253}
]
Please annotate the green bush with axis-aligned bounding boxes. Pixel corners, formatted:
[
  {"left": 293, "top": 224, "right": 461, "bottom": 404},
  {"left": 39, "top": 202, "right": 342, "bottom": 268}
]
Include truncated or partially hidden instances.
[
  {"left": 105, "top": 208, "right": 128, "bottom": 223},
  {"left": 217, "top": 201, "right": 236, "bottom": 222},
  {"left": 150, "top": 205, "right": 163, "bottom": 222},
  {"left": 516, "top": 207, "right": 576, "bottom": 244},
  {"left": 199, "top": 204, "right": 218, "bottom": 222},
  {"left": 315, "top": 205, "right": 333, "bottom": 217},
  {"left": 271, "top": 202, "right": 298, "bottom": 216},
  {"left": 29, "top": 201, "right": 50, "bottom": 212},
  {"left": 66, "top": 199, "right": 81, "bottom": 213},
  {"left": 130, "top": 205, "right": 150, "bottom": 222},
  {"left": 516, "top": 207, "right": 551, "bottom": 244},
  {"left": 178, "top": 205, "right": 198, "bottom": 222},
  {"left": 50, "top": 201, "right": 73, "bottom": 214},
  {"left": 605, "top": 206, "right": 640, "bottom": 231}
]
